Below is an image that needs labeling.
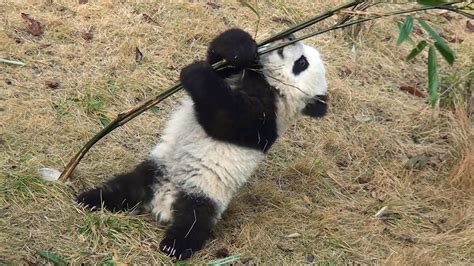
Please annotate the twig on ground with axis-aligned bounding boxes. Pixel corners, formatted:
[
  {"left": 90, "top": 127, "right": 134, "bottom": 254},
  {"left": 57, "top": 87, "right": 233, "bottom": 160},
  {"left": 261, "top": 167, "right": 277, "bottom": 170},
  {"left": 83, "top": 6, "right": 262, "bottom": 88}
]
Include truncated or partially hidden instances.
[{"left": 0, "top": 58, "right": 26, "bottom": 66}]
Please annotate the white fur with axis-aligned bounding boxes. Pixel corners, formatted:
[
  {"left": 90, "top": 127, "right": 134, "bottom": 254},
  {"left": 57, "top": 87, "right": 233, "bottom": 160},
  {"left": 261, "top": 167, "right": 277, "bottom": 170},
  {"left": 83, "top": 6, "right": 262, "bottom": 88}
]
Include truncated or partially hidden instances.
[
  {"left": 148, "top": 41, "right": 326, "bottom": 223},
  {"left": 146, "top": 182, "right": 177, "bottom": 223},
  {"left": 150, "top": 97, "right": 265, "bottom": 220},
  {"left": 261, "top": 43, "right": 327, "bottom": 134}
]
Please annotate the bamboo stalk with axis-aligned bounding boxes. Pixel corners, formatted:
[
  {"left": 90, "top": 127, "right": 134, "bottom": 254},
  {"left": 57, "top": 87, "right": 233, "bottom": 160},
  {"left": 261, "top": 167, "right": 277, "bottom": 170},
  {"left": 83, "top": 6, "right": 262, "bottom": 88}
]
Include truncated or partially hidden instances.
[
  {"left": 59, "top": 1, "right": 362, "bottom": 182},
  {"left": 259, "top": 0, "right": 362, "bottom": 45},
  {"left": 58, "top": 1, "right": 466, "bottom": 182},
  {"left": 59, "top": 84, "right": 182, "bottom": 181},
  {"left": 259, "top": 4, "right": 464, "bottom": 55}
]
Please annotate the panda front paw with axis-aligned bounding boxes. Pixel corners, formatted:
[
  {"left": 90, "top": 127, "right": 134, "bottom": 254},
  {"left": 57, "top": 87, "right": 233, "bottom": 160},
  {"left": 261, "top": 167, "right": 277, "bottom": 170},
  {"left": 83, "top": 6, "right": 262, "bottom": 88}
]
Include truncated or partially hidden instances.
[
  {"left": 159, "top": 235, "right": 198, "bottom": 260},
  {"left": 208, "top": 28, "right": 257, "bottom": 67},
  {"left": 179, "top": 61, "right": 213, "bottom": 88}
]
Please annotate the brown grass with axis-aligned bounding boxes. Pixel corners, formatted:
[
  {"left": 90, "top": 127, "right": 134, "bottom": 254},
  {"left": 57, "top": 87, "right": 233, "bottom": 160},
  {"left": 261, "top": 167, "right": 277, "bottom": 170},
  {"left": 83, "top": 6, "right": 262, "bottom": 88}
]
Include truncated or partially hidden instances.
[{"left": 1, "top": 0, "right": 473, "bottom": 264}]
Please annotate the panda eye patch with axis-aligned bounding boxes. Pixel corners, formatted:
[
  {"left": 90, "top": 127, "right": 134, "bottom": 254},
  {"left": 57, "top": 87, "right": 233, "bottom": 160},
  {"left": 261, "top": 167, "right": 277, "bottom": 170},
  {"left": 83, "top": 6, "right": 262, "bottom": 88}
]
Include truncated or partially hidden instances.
[{"left": 292, "top": 55, "right": 309, "bottom": 75}]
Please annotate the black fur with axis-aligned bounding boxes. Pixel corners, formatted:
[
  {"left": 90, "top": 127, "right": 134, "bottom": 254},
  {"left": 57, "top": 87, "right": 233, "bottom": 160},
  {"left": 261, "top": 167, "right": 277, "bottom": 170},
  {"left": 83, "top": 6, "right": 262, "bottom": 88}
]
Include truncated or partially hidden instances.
[
  {"left": 207, "top": 28, "right": 257, "bottom": 67},
  {"left": 181, "top": 29, "right": 278, "bottom": 153},
  {"left": 76, "top": 28, "right": 326, "bottom": 261},
  {"left": 76, "top": 160, "right": 160, "bottom": 212},
  {"left": 302, "top": 95, "right": 328, "bottom": 118},
  {"left": 159, "top": 192, "right": 217, "bottom": 260},
  {"left": 292, "top": 55, "right": 309, "bottom": 75}
]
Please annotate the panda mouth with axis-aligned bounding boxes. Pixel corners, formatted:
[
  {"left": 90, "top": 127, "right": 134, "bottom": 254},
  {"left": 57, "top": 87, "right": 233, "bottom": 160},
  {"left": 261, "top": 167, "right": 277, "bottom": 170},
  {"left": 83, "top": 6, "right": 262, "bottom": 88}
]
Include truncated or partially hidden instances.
[
  {"left": 314, "top": 94, "right": 328, "bottom": 104},
  {"left": 302, "top": 94, "right": 328, "bottom": 118}
]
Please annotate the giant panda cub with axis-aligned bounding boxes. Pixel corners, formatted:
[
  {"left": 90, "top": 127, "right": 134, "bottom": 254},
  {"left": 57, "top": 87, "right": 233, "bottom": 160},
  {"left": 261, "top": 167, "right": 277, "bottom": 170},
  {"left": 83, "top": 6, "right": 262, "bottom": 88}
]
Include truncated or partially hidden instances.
[{"left": 77, "top": 28, "right": 328, "bottom": 260}]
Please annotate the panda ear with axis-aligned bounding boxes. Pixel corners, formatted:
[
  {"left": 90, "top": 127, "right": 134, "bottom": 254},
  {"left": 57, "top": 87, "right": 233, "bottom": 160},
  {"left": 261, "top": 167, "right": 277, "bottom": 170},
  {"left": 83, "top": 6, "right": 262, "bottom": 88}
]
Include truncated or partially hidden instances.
[{"left": 302, "top": 95, "right": 327, "bottom": 118}]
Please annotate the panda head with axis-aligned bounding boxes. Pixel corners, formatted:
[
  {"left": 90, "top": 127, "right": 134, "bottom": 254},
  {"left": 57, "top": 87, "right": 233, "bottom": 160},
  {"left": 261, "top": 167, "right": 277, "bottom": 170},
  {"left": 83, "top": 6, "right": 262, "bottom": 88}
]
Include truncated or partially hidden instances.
[{"left": 259, "top": 36, "right": 328, "bottom": 119}]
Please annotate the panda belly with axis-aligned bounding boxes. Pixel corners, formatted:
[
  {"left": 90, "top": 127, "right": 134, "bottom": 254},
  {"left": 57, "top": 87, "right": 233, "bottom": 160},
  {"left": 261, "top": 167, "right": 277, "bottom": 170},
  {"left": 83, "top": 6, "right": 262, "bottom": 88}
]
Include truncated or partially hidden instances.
[{"left": 148, "top": 97, "right": 265, "bottom": 223}]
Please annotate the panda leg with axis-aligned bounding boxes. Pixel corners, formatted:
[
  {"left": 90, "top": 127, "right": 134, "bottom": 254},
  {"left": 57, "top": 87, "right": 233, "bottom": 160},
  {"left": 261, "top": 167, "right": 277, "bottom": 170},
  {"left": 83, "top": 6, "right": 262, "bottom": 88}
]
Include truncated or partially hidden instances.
[
  {"left": 159, "top": 191, "right": 217, "bottom": 260},
  {"left": 76, "top": 160, "right": 160, "bottom": 212}
]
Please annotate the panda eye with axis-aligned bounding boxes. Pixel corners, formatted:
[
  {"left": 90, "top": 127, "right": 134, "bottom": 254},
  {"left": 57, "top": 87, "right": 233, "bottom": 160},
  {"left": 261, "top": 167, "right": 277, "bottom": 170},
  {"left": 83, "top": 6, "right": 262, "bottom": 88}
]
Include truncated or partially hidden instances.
[{"left": 292, "top": 55, "right": 309, "bottom": 75}]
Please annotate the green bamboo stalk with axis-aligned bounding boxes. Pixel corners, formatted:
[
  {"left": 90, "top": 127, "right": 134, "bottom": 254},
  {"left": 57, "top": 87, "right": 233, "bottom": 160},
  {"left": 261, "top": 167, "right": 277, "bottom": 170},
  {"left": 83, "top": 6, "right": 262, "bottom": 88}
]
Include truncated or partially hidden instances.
[
  {"left": 259, "top": 4, "right": 462, "bottom": 55},
  {"left": 259, "top": 0, "right": 362, "bottom": 45},
  {"left": 58, "top": 1, "right": 466, "bottom": 182},
  {"left": 59, "top": 1, "right": 362, "bottom": 181},
  {"left": 58, "top": 61, "right": 224, "bottom": 182}
]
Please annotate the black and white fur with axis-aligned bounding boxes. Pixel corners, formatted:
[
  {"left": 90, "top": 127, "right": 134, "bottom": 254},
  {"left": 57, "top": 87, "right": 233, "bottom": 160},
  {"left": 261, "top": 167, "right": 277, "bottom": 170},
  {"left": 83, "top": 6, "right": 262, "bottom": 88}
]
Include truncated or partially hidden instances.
[{"left": 77, "top": 28, "right": 328, "bottom": 260}]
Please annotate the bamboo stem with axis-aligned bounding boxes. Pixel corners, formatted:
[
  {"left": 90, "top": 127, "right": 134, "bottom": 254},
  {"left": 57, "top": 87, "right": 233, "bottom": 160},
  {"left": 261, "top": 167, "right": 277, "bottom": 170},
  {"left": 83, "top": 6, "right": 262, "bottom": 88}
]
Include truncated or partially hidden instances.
[
  {"left": 259, "top": 0, "right": 362, "bottom": 45},
  {"left": 259, "top": 4, "right": 458, "bottom": 55},
  {"left": 58, "top": 1, "right": 465, "bottom": 182}
]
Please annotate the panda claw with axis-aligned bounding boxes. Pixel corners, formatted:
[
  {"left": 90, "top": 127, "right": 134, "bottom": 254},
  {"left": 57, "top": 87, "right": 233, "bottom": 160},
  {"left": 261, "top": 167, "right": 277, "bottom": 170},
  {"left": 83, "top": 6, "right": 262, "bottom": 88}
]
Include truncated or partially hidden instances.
[{"left": 171, "top": 249, "right": 176, "bottom": 256}]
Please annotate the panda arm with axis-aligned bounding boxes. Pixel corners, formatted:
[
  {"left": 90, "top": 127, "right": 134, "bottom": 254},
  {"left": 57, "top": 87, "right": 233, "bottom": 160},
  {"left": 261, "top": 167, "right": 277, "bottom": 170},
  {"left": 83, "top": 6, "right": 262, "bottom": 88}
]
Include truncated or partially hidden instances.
[
  {"left": 180, "top": 61, "right": 263, "bottom": 124},
  {"left": 180, "top": 61, "right": 234, "bottom": 107}
]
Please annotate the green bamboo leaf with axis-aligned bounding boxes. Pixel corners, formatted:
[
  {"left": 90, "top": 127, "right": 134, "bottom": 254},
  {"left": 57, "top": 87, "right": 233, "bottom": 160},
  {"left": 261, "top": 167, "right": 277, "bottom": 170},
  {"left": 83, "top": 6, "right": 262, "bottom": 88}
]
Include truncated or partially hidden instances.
[
  {"left": 434, "top": 41, "right": 455, "bottom": 65},
  {"left": 38, "top": 251, "right": 67, "bottom": 266},
  {"left": 418, "top": 18, "right": 455, "bottom": 63},
  {"left": 417, "top": 0, "right": 447, "bottom": 6},
  {"left": 428, "top": 46, "right": 439, "bottom": 107},
  {"left": 406, "top": 40, "right": 428, "bottom": 61},
  {"left": 150, "top": 106, "right": 160, "bottom": 113},
  {"left": 396, "top": 21, "right": 415, "bottom": 45},
  {"left": 397, "top": 16, "right": 414, "bottom": 46}
]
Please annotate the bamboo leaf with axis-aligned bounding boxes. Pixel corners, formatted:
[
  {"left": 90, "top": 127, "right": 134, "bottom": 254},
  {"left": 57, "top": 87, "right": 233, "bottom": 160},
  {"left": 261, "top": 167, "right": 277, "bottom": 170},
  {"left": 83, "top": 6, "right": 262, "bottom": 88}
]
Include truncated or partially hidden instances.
[
  {"left": 38, "top": 251, "right": 67, "bottom": 266},
  {"left": 150, "top": 106, "right": 160, "bottom": 113},
  {"left": 397, "top": 16, "right": 414, "bottom": 46},
  {"left": 396, "top": 21, "right": 415, "bottom": 45},
  {"left": 428, "top": 46, "right": 439, "bottom": 107},
  {"left": 418, "top": 18, "right": 455, "bottom": 63},
  {"left": 417, "top": 0, "right": 447, "bottom": 6},
  {"left": 434, "top": 41, "right": 454, "bottom": 65},
  {"left": 406, "top": 40, "right": 428, "bottom": 61}
]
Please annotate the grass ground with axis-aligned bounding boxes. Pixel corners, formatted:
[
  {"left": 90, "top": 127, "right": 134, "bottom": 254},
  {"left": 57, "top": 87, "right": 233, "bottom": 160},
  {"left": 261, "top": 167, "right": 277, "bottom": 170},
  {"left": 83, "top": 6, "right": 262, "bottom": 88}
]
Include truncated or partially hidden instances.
[{"left": 1, "top": 0, "right": 473, "bottom": 264}]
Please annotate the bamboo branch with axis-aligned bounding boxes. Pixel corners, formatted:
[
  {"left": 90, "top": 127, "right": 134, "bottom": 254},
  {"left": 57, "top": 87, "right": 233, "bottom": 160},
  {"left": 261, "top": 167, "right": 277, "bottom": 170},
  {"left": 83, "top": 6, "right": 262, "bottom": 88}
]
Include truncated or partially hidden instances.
[
  {"left": 58, "top": 1, "right": 466, "bottom": 182},
  {"left": 259, "top": 4, "right": 458, "bottom": 55},
  {"left": 58, "top": 1, "right": 362, "bottom": 182},
  {"left": 259, "top": 0, "right": 362, "bottom": 45},
  {"left": 59, "top": 84, "right": 182, "bottom": 181}
]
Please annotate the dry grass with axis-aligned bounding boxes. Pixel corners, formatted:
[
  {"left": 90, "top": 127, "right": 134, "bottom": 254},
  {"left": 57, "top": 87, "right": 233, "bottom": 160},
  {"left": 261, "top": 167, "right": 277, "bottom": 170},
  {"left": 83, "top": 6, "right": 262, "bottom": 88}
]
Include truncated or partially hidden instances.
[{"left": 1, "top": 0, "right": 473, "bottom": 264}]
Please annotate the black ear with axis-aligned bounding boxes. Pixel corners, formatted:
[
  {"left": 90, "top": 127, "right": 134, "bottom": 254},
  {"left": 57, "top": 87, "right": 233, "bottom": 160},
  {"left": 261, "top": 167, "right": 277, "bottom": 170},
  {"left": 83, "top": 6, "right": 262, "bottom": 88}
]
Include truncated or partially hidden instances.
[{"left": 302, "top": 95, "right": 328, "bottom": 118}]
